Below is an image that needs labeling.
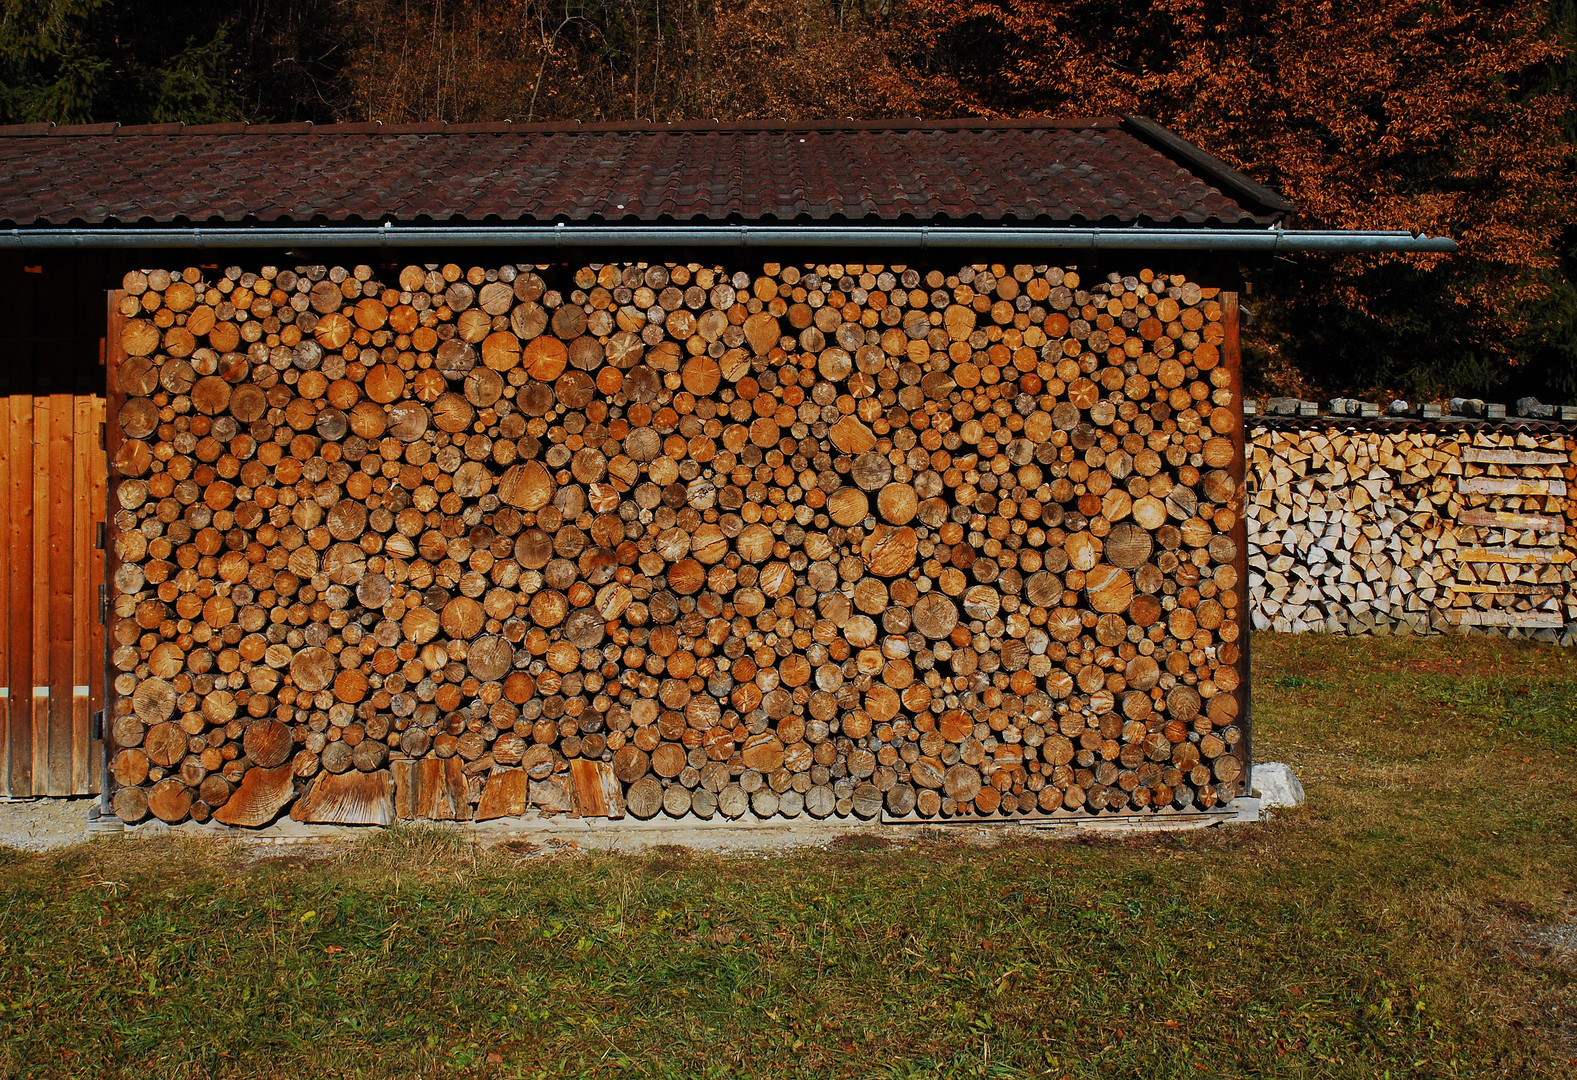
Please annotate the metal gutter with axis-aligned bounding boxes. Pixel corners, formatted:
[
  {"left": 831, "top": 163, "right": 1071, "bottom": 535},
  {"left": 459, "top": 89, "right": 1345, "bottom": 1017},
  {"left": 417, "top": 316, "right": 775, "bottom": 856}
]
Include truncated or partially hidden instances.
[{"left": 2, "top": 224, "right": 1457, "bottom": 252}]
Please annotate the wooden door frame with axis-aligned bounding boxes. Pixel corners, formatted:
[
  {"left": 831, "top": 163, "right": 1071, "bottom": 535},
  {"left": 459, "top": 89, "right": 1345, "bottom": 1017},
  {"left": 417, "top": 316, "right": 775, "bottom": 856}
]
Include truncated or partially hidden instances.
[{"left": 101, "top": 290, "right": 127, "bottom": 812}]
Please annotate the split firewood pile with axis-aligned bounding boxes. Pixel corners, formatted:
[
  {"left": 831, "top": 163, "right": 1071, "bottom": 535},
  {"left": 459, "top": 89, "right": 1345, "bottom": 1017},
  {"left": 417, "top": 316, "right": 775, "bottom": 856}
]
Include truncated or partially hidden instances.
[
  {"left": 1247, "top": 427, "right": 1576, "bottom": 637},
  {"left": 106, "top": 260, "right": 1248, "bottom": 827}
]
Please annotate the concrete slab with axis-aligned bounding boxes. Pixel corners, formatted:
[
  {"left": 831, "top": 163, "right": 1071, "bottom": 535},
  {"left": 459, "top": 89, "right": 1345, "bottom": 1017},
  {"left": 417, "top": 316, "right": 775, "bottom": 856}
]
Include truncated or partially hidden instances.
[
  {"left": 1, "top": 794, "right": 1267, "bottom": 855},
  {"left": 113, "top": 798, "right": 1263, "bottom": 853},
  {"left": 0, "top": 797, "right": 100, "bottom": 851}
]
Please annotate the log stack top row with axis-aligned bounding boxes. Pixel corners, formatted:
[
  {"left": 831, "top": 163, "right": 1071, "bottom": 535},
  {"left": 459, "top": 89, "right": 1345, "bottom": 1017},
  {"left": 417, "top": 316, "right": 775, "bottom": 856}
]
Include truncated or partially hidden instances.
[{"left": 106, "top": 258, "right": 1248, "bottom": 827}]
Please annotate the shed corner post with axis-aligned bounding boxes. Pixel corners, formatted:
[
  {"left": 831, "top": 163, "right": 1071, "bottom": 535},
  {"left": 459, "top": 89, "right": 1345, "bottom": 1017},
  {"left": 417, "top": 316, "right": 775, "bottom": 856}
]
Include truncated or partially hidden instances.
[
  {"left": 99, "top": 288, "right": 127, "bottom": 823},
  {"left": 1220, "top": 289, "right": 1252, "bottom": 797}
]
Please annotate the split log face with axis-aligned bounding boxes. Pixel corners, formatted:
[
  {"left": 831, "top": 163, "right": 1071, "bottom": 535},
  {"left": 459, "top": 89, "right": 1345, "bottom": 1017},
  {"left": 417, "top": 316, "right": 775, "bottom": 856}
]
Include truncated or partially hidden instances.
[
  {"left": 107, "top": 260, "right": 1245, "bottom": 824},
  {"left": 213, "top": 762, "right": 295, "bottom": 826}
]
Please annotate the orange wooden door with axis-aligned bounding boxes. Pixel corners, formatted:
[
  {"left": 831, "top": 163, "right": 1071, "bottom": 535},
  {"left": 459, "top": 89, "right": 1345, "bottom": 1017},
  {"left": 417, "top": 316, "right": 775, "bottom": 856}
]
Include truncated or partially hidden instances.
[{"left": 0, "top": 392, "right": 106, "bottom": 796}]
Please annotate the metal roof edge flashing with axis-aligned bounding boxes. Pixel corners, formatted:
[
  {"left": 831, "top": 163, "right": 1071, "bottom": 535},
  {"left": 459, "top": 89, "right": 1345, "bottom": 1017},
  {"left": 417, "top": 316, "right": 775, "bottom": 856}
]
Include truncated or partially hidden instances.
[{"left": 2, "top": 224, "right": 1457, "bottom": 253}]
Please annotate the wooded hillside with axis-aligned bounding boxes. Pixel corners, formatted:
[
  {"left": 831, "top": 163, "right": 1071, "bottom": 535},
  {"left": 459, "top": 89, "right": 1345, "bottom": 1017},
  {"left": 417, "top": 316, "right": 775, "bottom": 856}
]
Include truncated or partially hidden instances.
[{"left": 3, "top": 0, "right": 1574, "bottom": 404}]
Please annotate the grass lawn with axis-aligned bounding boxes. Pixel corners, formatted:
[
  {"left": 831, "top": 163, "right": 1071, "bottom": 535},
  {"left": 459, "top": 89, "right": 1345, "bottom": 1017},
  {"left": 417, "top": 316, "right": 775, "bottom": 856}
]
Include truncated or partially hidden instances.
[{"left": 1, "top": 633, "right": 1575, "bottom": 1079}]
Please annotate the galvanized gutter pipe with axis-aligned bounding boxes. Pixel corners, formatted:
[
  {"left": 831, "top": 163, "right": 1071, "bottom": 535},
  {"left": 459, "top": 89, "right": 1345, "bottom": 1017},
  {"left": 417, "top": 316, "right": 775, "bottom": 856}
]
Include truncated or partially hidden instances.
[{"left": 3, "top": 224, "right": 1456, "bottom": 253}]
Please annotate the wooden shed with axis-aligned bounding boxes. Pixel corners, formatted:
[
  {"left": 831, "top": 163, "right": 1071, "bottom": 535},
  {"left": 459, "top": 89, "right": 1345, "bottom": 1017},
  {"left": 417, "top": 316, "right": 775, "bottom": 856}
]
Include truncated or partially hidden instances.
[{"left": 0, "top": 117, "right": 1450, "bottom": 823}]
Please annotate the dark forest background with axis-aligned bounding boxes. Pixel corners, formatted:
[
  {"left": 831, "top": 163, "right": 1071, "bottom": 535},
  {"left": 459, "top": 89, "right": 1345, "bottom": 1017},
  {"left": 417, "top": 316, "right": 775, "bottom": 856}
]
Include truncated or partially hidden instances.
[{"left": 3, "top": 0, "right": 1575, "bottom": 405}]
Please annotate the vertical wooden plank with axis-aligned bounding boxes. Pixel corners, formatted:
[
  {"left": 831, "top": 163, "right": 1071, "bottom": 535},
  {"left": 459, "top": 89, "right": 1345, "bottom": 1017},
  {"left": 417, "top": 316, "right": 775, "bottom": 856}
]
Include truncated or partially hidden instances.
[
  {"left": 89, "top": 394, "right": 107, "bottom": 793},
  {"left": 72, "top": 395, "right": 94, "bottom": 793},
  {"left": 30, "top": 397, "right": 48, "bottom": 794},
  {"left": 43, "top": 396, "right": 73, "bottom": 795},
  {"left": 4, "top": 397, "right": 29, "bottom": 798},
  {"left": 0, "top": 401, "right": 9, "bottom": 794}
]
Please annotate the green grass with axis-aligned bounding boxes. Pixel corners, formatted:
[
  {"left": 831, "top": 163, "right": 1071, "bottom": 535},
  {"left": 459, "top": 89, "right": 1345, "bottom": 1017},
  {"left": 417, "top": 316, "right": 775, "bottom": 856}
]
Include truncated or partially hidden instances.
[{"left": 2, "top": 633, "right": 1575, "bottom": 1079}]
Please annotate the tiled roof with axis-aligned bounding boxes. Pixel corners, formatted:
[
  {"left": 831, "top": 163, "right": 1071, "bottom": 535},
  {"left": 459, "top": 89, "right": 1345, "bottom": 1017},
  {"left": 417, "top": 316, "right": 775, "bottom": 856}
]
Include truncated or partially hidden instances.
[{"left": 0, "top": 117, "right": 1289, "bottom": 229}]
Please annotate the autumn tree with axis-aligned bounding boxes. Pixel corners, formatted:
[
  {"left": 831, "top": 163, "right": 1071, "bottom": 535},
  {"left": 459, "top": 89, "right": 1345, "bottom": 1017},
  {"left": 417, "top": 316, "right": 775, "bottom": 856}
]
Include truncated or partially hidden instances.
[
  {"left": 0, "top": 0, "right": 348, "bottom": 125},
  {"left": 334, "top": 0, "right": 908, "bottom": 124},
  {"left": 0, "top": 0, "right": 239, "bottom": 123},
  {"left": 890, "top": 0, "right": 1577, "bottom": 400}
]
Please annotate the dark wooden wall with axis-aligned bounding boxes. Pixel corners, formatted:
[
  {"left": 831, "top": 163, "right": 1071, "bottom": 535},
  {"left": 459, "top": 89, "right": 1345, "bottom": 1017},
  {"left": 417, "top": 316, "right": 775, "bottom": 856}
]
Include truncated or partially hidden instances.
[
  {"left": 0, "top": 256, "right": 111, "bottom": 796},
  {"left": 0, "top": 255, "right": 109, "bottom": 396}
]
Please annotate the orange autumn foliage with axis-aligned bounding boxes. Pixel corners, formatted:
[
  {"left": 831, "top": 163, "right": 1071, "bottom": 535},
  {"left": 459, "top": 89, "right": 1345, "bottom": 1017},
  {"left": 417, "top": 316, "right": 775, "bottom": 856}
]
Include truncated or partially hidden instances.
[
  {"left": 337, "top": 0, "right": 914, "bottom": 126},
  {"left": 892, "top": 0, "right": 1576, "bottom": 395}
]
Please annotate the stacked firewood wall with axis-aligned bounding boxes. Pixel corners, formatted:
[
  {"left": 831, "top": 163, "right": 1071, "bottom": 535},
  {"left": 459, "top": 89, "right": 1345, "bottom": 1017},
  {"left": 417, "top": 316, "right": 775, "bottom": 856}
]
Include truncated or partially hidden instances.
[
  {"left": 1247, "top": 426, "right": 1575, "bottom": 638},
  {"left": 106, "top": 260, "right": 1248, "bottom": 827}
]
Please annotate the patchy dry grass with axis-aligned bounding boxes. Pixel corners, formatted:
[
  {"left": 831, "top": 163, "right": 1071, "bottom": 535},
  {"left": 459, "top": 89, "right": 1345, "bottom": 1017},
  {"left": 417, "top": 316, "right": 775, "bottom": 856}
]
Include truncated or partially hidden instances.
[{"left": 0, "top": 633, "right": 1574, "bottom": 1079}]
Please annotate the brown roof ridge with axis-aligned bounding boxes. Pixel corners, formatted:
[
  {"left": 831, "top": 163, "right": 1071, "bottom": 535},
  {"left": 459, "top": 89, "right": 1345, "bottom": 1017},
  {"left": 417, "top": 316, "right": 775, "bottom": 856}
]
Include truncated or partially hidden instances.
[
  {"left": 0, "top": 115, "right": 1124, "bottom": 138},
  {"left": 1120, "top": 115, "right": 1296, "bottom": 215}
]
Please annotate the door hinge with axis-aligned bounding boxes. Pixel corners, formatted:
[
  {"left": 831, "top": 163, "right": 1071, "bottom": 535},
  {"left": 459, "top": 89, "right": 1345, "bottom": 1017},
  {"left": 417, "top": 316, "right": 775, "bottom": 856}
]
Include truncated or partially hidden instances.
[
  {"left": 96, "top": 521, "right": 106, "bottom": 550},
  {"left": 91, "top": 709, "right": 104, "bottom": 741},
  {"left": 99, "top": 421, "right": 107, "bottom": 450},
  {"left": 98, "top": 584, "right": 108, "bottom": 623}
]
